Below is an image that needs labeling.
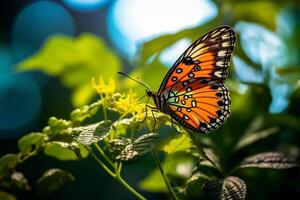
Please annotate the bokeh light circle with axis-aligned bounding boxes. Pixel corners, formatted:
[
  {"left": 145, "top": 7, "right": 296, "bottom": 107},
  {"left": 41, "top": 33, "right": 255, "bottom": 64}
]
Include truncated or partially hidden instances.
[
  {"left": 63, "top": 0, "right": 109, "bottom": 11},
  {"left": 159, "top": 39, "right": 191, "bottom": 67},
  {"left": 0, "top": 73, "right": 41, "bottom": 136},
  {"left": 107, "top": 0, "right": 218, "bottom": 59},
  {"left": 12, "top": 1, "right": 76, "bottom": 50}
]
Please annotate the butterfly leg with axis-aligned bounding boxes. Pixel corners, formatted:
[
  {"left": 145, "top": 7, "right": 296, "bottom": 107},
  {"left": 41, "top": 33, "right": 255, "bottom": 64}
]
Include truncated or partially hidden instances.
[
  {"left": 143, "top": 96, "right": 156, "bottom": 121},
  {"left": 150, "top": 109, "right": 159, "bottom": 132},
  {"left": 144, "top": 104, "right": 158, "bottom": 132},
  {"left": 144, "top": 104, "right": 156, "bottom": 120}
]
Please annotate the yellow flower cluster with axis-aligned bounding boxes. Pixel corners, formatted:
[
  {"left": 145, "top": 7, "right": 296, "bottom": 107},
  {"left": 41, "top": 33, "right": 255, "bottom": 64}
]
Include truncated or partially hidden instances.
[
  {"left": 91, "top": 76, "right": 145, "bottom": 120},
  {"left": 91, "top": 76, "right": 115, "bottom": 95},
  {"left": 113, "top": 90, "right": 145, "bottom": 120}
]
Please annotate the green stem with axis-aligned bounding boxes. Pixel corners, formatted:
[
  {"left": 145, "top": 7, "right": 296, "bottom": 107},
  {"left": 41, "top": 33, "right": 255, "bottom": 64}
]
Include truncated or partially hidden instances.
[
  {"left": 89, "top": 147, "right": 146, "bottom": 200},
  {"left": 94, "top": 143, "right": 114, "bottom": 167},
  {"left": 100, "top": 93, "right": 108, "bottom": 120},
  {"left": 198, "top": 146, "right": 222, "bottom": 173},
  {"left": 117, "top": 162, "right": 123, "bottom": 174},
  {"left": 151, "top": 150, "right": 178, "bottom": 200},
  {"left": 116, "top": 175, "right": 146, "bottom": 200},
  {"left": 112, "top": 113, "right": 127, "bottom": 139},
  {"left": 88, "top": 147, "right": 115, "bottom": 177}
]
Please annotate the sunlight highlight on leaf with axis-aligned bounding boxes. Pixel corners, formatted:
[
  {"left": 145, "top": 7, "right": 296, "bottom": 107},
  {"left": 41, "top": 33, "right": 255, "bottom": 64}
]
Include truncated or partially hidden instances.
[
  {"left": 109, "top": 133, "right": 159, "bottom": 161},
  {"left": 158, "top": 134, "right": 193, "bottom": 154},
  {"left": 72, "top": 121, "right": 112, "bottom": 145}
]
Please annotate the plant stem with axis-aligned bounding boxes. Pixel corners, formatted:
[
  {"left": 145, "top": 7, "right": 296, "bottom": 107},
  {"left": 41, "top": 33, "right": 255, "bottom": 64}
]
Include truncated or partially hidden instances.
[
  {"left": 151, "top": 150, "right": 179, "bottom": 200},
  {"left": 198, "top": 146, "right": 222, "bottom": 173},
  {"left": 89, "top": 147, "right": 146, "bottom": 200},
  {"left": 100, "top": 93, "right": 108, "bottom": 120},
  {"left": 94, "top": 143, "right": 114, "bottom": 167},
  {"left": 88, "top": 147, "right": 115, "bottom": 177},
  {"left": 116, "top": 174, "right": 146, "bottom": 200}
]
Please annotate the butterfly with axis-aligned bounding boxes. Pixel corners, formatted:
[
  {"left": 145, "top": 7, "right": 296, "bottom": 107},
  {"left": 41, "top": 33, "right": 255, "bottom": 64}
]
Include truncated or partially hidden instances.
[{"left": 146, "top": 25, "right": 236, "bottom": 133}]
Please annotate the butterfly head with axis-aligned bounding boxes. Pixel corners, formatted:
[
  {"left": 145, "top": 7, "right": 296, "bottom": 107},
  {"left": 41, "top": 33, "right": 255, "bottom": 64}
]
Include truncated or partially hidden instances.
[{"left": 146, "top": 89, "right": 154, "bottom": 97}]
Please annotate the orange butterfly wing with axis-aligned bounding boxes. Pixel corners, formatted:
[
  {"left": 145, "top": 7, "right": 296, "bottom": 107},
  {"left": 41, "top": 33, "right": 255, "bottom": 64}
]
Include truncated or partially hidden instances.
[
  {"left": 159, "top": 26, "right": 236, "bottom": 133},
  {"left": 164, "top": 80, "right": 230, "bottom": 133}
]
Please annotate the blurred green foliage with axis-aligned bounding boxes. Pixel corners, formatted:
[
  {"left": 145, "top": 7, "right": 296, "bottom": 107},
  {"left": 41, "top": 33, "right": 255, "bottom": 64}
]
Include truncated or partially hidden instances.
[
  {"left": 0, "top": 0, "right": 299, "bottom": 199},
  {"left": 18, "top": 34, "right": 121, "bottom": 107}
]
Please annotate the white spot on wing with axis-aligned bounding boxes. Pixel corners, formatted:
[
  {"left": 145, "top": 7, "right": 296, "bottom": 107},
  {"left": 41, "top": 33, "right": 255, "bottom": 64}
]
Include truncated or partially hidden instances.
[
  {"left": 218, "top": 50, "right": 226, "bottom": 57},
  {"left": 216, "top": 61, "right": 223, "bottom": 67},
  {"left": 191, "top": 100, "right": 197, "bottom": 107},
  {"left": 214, "top": 71, "right": 222, "bottom": 77},
  {"left": 222, "top": 34, "right": 230, "bottom": 40},
  {"left": 222, "top": 42, "right": 230, "bottom": 47},
  {"left": 211, "top": 30, "right": 221, "bottom": 38}
]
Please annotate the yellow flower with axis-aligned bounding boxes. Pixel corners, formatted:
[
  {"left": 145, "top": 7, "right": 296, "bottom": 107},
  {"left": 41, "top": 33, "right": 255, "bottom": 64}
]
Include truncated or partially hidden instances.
[
  {"left": 113, "top": 90, "right": 145, "bottom": 119},
  {"left": 91, "top": 76, "right": 115, "bottom": 95}
]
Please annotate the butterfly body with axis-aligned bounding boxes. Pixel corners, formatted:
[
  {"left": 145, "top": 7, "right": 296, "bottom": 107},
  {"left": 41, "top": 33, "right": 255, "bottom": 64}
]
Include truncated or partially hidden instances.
[{"left": 148, "top": 26, "right": 236, "bottom": 134}]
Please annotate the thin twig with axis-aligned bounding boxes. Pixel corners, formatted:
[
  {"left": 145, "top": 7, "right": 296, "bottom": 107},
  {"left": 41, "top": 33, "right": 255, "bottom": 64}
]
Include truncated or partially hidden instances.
[{"left": 151, "top": 150, "right": 179, "bottom": 200}]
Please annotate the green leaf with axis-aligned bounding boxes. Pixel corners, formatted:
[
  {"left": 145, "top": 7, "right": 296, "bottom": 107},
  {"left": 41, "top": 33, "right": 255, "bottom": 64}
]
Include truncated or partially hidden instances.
[
  {"left": 139, "top": 168, "right": 167, "bottom": 192},
  {"left": 232, "top": 1, "right": 280, "bottom": 29},
  {"left": 71, "top": 83, "right": 96, "bottom": 109},
  {"left": 70, "top": 100, "right": 101, "bottom": 124},
  {"left": 110, "top": 117, "right": 139, "bottom": 136},
  {"left": 72, "top": 120, "right": 112, "bottom": 145},
  {"left": 185, "top": 172, "right": 211, "bottom": 198},
  {"left": 74, "top": 144, "right": 89, "bottom": 159},
  {"left": 0, "top": 191, "right": 16, "bottom": 200},
  {"left": 47, "top": 117, "right": 72, "bottom": 135},
  {"left": 18, "top": 133, "right": 45, "bottom": 154},
  {"left": 234, "top": 127, "right": 279, "bottom": 152},
  {"left": 108, "top": 137, "right": 132, "bottom": 158},
  {"left": 11, "top": 172, "right": 31, "bottom": 191},
  {"left": 44, "top": 142, "right": 77, "bottom": 161},
  {"left": 238, "top": 152, "right": 298, "bottom": 169},
  {"left": 222, "top": 177, "right": 247, "bottom": 200},
  {"left": 0, "top": 154, "right": 18, "bottom": 178},
  {"left": 158, "top": 134, "right": 193, "bottom": 154},
  {"left": 18, "top": 33, "right": 121, "bottom": 106},
  {"left": 36, "top": 168, "right": 75, "bottom": 197},
  {"left": 203, "top": 176, "right": 247, "bottom": 200},
  {"left": 109, "top": 133, "right": 159, "bottom": 161},
  {"left": 233, "top": 116, "right": 279, "bottom": 152}
]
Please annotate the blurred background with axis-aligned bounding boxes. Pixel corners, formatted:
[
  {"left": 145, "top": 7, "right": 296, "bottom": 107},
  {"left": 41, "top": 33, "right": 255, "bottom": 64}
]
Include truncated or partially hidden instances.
[{"left": 0, "top": 0, "right": 299, "bottom": 199}]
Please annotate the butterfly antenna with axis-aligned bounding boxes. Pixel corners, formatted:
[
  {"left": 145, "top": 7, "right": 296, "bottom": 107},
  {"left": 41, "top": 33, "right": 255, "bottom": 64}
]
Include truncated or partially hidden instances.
[
  {"left": 118, "top": 72, "right": 151, "bottom": 91},
  {"left": 138, "top": 94, "right": 147, "bottom": 101}
]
